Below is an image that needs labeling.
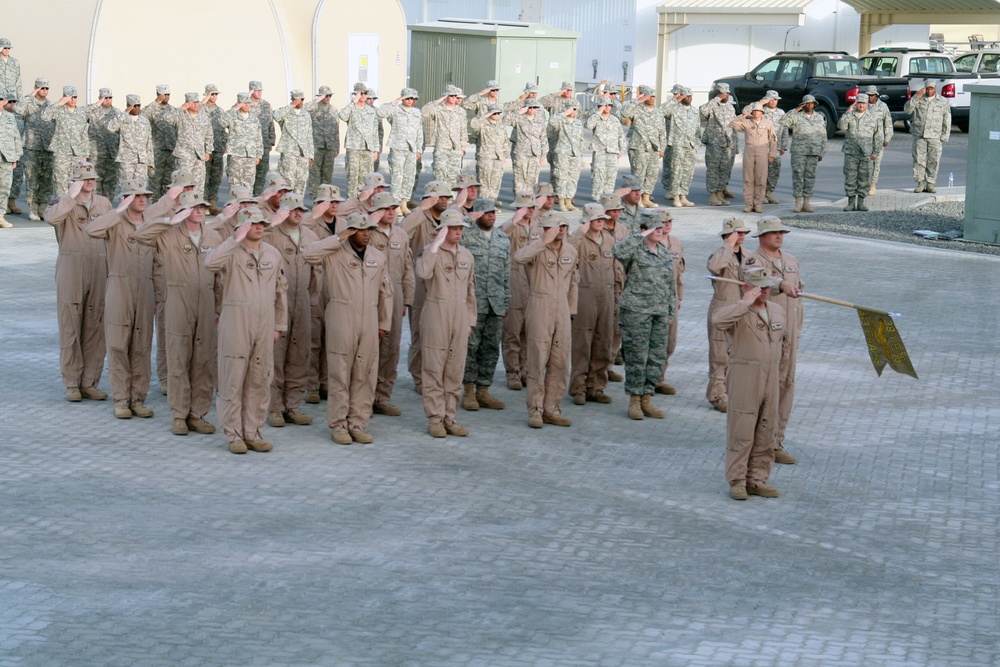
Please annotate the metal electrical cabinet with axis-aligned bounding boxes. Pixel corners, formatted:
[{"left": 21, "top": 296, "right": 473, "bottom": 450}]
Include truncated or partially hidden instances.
[
  {"left": 963, "top": 84, "right": 1000, "bottom": 243},
  {"left": 408, "top": 19, "right": 580, "bottom": 99}
]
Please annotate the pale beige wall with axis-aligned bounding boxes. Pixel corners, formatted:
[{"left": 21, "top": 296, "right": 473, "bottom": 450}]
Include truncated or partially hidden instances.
[
  {"left": 934, "top": 24, "right": 1000, "bottom": 48},
  {"left": 2, "top": 0, "right": 97, "bottom": 96}
]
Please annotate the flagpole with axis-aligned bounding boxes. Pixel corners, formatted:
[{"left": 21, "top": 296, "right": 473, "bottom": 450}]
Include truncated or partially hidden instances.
[{"left": 708, "top": 276, "right": 894, "bottom": 316}]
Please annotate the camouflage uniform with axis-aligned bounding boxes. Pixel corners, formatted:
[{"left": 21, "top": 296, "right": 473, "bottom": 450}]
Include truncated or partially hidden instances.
[
  {"left": 202, "top": 101, "right": 226, "bottom": 204},
  {"left": 378, "top": 100, "right": 423, "bottom": 203},
  {"left": 462, "top": 92, "right": 502, "bottom": 118},
  {"left": 0, "top": 104, "right": 23, "bottom": 218},
  {"left": 837, "top": 110, "right": 884, "bottom": 197},
  {"left": 140, "top": 100, "right": 177, "bottom": 199},
  {"left": 14, "top": 95, "right": 54, "bottom": 215},
  {"left": 107, "top": 111, "right": 154, "bottom": 184},
  {"left": 780, "top": 109, "right": 827, "bottom": 197},
  {"left": 539, "top": 91, "right": 571, "bottom": 170},
  {"left": 462, "top": 222, "right": 510, "bottom": 387},
  {"left": 470, "top": 113, "right": 510, "bottom": 201},
  {"left": 42, "top": 104, "right": 89, "bottom": 197},
  {"left": 613, "top": 233, "right": 676, "bottom": 396},
  {"left": 338, "top": 101, "right": 378, "bottom": 197},
  {"left": 218, "top": 108, "right": 263, "bottom": 190},
  {"left": 549, "top": 112, "right": 584, "bottom": 199},
  {"left": 584, "top": 111, "right": 627, "bottom": 199},
  {"left": 904, "top": 93, "right": 951, "bottom": 187},
  {"left": 422, "top": 101, "right": 467, "bottom": 185},
  {"left": 867, "top": 98, "right": 892, "bottom": 189},
  {"left": 659, "top": 97, "right": 677, "bottom": 194},
  {"left": 700, "top": 96, "right": 738, "bottom": 194},
  {"left": 8, "top": 109, "right": 24, "bottom": 203},
  {"left": 306, "top": 100, "right": 339, "bottom": 198},
  {"left": 509, "top": 110, "right": 548, "bottom": 195},
  {"left": 248, "top": 97, "right": 275, "bottom": 195},
  {"left": 663, "top": 102, "right": 701, "bottom": 196},
  {"left": 84, "top": 103, "right": 122, "bottom": 199},
  {"left": 620, "top": 101, "right": 666, "bottom": 196},
  {"left": 744, "top": 103, "right": 787, "bottom": 194},
  {"left": 166, "top": 108, "right": 213, "bottom": 190},
  {"left": 0, "top": 54, "right": 22, "bottom": 103},
  {"left": 273, "top": 105, "right": 315, "bottom": 195}
]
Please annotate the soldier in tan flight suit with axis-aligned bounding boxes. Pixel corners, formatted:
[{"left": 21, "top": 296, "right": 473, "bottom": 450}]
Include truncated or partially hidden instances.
[
  {"left": 499, "top": 190, "right": 538, "bottom": 390},
  {"left": 369, "top": 192, "right": 415, "bottom": 417},
  {"left": 44, "top": 161, "right": 111, "bottom": 402},
  {"left": 305, "top": 211, "right": 392, "bottom": 445},
  {"left": 655, "top": 209, "right": 685, "bottom": 395},
  {"left": 514, "top": 211, "right": 579, "bottom": 428},
  {"left": 134, "top": 189, "right": 223, "bottom": 435},
  {"left": 255, "top": 174, "right": 291, "bottom": 217},
  {"left": 706, "top": 216, "right": 751, "bottom": 413},
  {"left": 336, "top": 171, "right": 388, "bottom": 232},
  {"left": 568, "top": 205, "right": 617, "bottom": 406},
  {"left": 204, "top": 207, "right": 288, "bottom": 454},
  {"left": 264, "top": 191, "right": 318, "bottom": 428},
  {"left": 712, "top": 267, "right": 790, "bottom": 500},
  {"left": 86, "top": 177, "right": 159, "bottom": 420},
  {"left": 418, "top": 208, "right": 478, "bottom": 438}
]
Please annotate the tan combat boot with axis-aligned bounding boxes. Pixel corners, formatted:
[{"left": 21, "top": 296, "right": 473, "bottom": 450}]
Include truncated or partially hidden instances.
[
  {"left": 332, "top": 429, "right": 353, "bottom": 445},
  {"left": 708, "top": 191, "right": 722, "bottom": 206},
  {"left": 7, "top": 198, "right": 21, "bottom": 214},
  {"left": 640, "top": 395, "right": 664, "bottom": 419},
  {"left": 628, "top": 395, "right": 644, "bottom": 420},
  {"left": 131, "top": 402, "right": 154, "bottom": 418},
  {"left": 428, "top": 422, "right": 447, "bottom": 438},
  {"left": 268, "top": 411, "right": 286, "bottom": 427},
  {"left": 399, "top": 200, "right": 410, "bottom": 215},
  {"left": 542, "top": 413, "right": 572, "bottom": 427},
  {"left": 349, "top": 429, "right": 373, "bottom": 444},
  {"left": 673, "top": 196, "right": 683, "bottom": 208},
  {"left": 722, "top": 187, "right": 736, "bottom": 199},
  {"left": 28, "top": 204, "right": 41, "bottom": 221},
  {"left": 914, "top": 181, "right": 925, "bottom": 193},
  {"left": 607, "top": 370, "right": 624, "bottom": 382},
  {"left": 793, "top": 197, "right": 803, "bottom": 212},
  {"left": 802, "top": 197, "right": 814, "bottom": 213},
  {"left": 558, "top": 198, "right": 570, "bottom": 212},
  {"left": 284, "top": 410, "right": 313, "bottom": 425},
  {"left": 172, "top": 418, "right": 189, "bottom": 435},
  {"left": 868, "top": 183, "right": 877, "bottom": 196},
  {"left": 680, "top": 195, "right": 694, "bottom": 207},
  {"left": 764, "top": 191, "right": 777, "bottom": 204},
  {"left": 444, "top": 422, "right": 470, "bottom": 436},
  {"left": 565, "top": 198, "right": 577, "bottom": 211},
  {"left": 208, "top": 199, "right": 222, "bottom": 215},
  {"left": 462, "top": 383, "right": 480, "bottom": 411},
  {"left": 718, "top": 192, "right": 731, "bottom": 206},
  {"left": 475, "top": 385, "right": 505, "bottom": 409},
  {"left": 0, "top": 214, "right": 11, "bottom": 229}
]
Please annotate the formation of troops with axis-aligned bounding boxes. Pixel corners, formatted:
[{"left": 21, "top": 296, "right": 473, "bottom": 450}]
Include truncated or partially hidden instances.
[{"left": 0, "top": 35, "right": 953, "bottom": 496}]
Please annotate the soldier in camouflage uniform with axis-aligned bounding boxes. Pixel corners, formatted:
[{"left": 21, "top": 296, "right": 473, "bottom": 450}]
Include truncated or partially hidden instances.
[
  {"left": 700, "top": 83, "right": 738, "bottom": 206},
  {"left": 219, "top": 92, "right": 263, "bottom": 190},
  {"left": 462, "top": 198, "right": 510, "bottom": 411},
  {"left": 620, "top": 85, "right": 666, "bottom": 207},
  {"left": 837, "top": 99, "right": 883, "bottom": 212},
  {"left": 107, "top": 94, "right": 153, "bottom": 186},
  {"left": 904, "top": 78, "right": 951, "bottom": 194},
  {"left": 338, "top": 82, "right": 379, "bottom": 197},
  {"left": 422, "top": 85, "right": 469, "bottom": 187},
  {"left": 14, "top": 78, "right": 55, "bottom": 220},
  {"left": 613, "top": 211, "right": 676, "bottom": 420},
  {"left": 585, "top": 98, "right": 627, "bottom": 199},
  {"left": 365, "top": 90, "right": 385, "bottom": 173},
  {"left": 201, "top": 84, "right": 225, "bottom": 212},
  {"left": 167, "top": 92, "right": 213, "bottom": 190},
  {"left": 616, "top": 175, "right": 644, "bottom": 233},
  {"left": 305, "top": 85, "right": 339, "bottom": 199},
  {"left": 539, "top": 81, "right": 574, "bottom": 172},
  {"left": 659, "top": 83, "right": 684, "bottom": 197},
  {"left": 663, "top": 86, "right": 700, "bottom": 207},
  {"left": 509, "top": 98, "right": 548, "bottom": 197},
  {"left": 3, "top": 93, "right": 24, "bottom": 216},
  {"left": 470, "top": 105, "right": 509, "bottom": 204},
  {"left": 741, "top": 90, "right": 787, "bottom": 204},
  {"left": 273, "top": 89, "right": 315, "bottom": 196},
  {"left": 863, "top": 85, "right": 893, "bottom": 195},
  {"left": 141, "top": 84, "right": 177, "bottom": 199},
  {"left": 84, "top": 88, "right": 123, "bottom": 200},
  {"left": 779, "top": 94, "right": 827, "bottom": 213},
  {"left": 247, "top": 81, "right": 275, "bottom": 196},
  {"left": 0, "top": 38, "right": 22, "bottom": 103},
  {"left": 462, "top": 80, "right": 502, "bottom": 118},
  {"left": 378, "top": 87, "right": 423, "bottom": 213},
  {"left": 0, "top": 89, "right": 23, "bottom": 227},
  {"left": 42, "top": 86, "right": 90, "bottom": 197},
  {"left": 549, "top": 100, "right": 584, "bottom": 211}
]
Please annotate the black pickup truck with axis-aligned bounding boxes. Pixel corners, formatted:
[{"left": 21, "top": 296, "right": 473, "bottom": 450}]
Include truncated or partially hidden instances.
[{"left": 712, "top": 51, "right": 911, "bottom": 137}]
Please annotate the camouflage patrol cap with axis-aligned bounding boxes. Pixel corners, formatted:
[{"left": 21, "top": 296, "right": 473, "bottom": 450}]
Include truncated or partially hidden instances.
[
  {"left": 801, "top": 94, "right": 818, "bottom": 104},
  {"left": 317, "top": 85, "right": 333, "bottom": 96},
  {"left": 486, "top": 104, "right": 503, "bottom": 115},
  {"left": 249, "top": 81, "right": 263, "bottom": 91},
  {"left": 638, "top": 209, "right": 664, "bottom": 231},
  {"left": 512, "top": 190, "right": 536, "bottom": 208},
  {"left": 0, "top": 38, "right": 11, "bottom": 49},
  {"left": 751, "top": 216, "right": 792, "bottom": 237},
  {"left": 560, "top": 81, "right": 574, "bottom": 91},
  {"left": 126, "top": 94, "right": 141, "bottom": 106},
  {"left": 422, "top": 181, "right": 453, "bottom": 199},
  {"left": 184, "top": 92, "right": 199, "bottom": 103},
  {"left": 862, "top": 85, "right": 879, "bottom": 96},
  {"left": 119, "top": 178, "right": 153, "bottom": 196},
  {"left": 454, "top": 173, "right": 480, "bottom": 189},
  {"left": 314, "top": 183, "right": 345, "bottom": 203},
  {"left": 764, "top": 90, "right": 781, "bottom": 100},
  {"left": 715, "top": 83, "right": 731, "bottom": 95},
  {"left": 671, "top": 83, "right": 685, "bottom": 94},
  {"left": 401, "top": 87, "right": 419, "bottom": 99},
  {"left": 35, "top": 77, "right": 48, "bottom": 88},
  {"left": 371, "top": 192, "right": 399, "bottom": 211},
  {"left": 719, "top": 216, "right": 751, "bottom": 237},
  {"left": 600, "top": 194, "right": 623, "bottom": 211},
  {"left": 237, "top": 206, "right": 267, "bottom": 225},
  {"left": 534, "top": 182, "right": 555, "bottom": 197},
  {"left": 621, "top": 175, "right": 642, "bottom": 191},
  {"left": 63, "top": 86, "right": 78, "bottom": 97},
  {"left": 290, "top": 89, "right": 305, "bottom": 100},
  {"left": 563, "top": 100, "right": 580, "bottom": 111},
  {"left": 524, "top": 83, "right": 538, "bottom": 94},
  {"left": 236, "top": 92, "right": 251, "bottom": 104},
  {"left": 442, "top": 84, "right": 463, "bottom": 98},
  {"left": 472, "top": 198, "right": 496, "bottom": 214},
  {"left": 227, "top": 185, "right": 256, "bottom": 205},
  {"left": 638, "top": 85, "right": 654, "bottom": 96},
  {"left": 169, "top": 169, "right": 198, "bottom": 188},
  {"left": 280, "top": 192, "right": 309, "bottom": 211},
  {"left": 524, "top": 99, "right": 541, "bottom": 109},
  {"left": 538, "top": 211, "right": 569, "bottom": 228},
  {"left": 923, "top": 78, "right": 938, "bottom": 88},
  {"left": 583, "top": 203, "right": 608, "bottom": 220},
  {"left": 366, "top": 89, "right": 378, "bottom": 99},
  {"left": 156, "top": 84, "right": 170, "bottom": 95},
  {"left": 486, "top": 80, "right": 500, "bottom": 90},
  {"left": 437, "top": 209, "right": 470, "bottom": 228},
  {"left": 677, "top": 86, "right": 692, "bottom": 97},
  {"left": 205, "top": 84, "right": 220, "bottom": 95},
  {"left": 69, "top": 161, "right": 98, "bottom": 181},
  {"left": 98, "top": 88, "right": 112, "bottom": 99},
  {"left": 344, "top": 211, "right": 374, "bottom": 230},
  {"left": 744, "top": 266, "right": 780, "bottom": 288},
  {"left": 0, "top": 91, "right": 6, "bottom": 101},
  {"left": 177, "top": 190, "right": 209, "bottom": 210},
  {"left": 352, "top": 82, "right": 368, "bottom": 93},
  {"left": 363, "top": 172, "right": 388, "bottom": 190}
]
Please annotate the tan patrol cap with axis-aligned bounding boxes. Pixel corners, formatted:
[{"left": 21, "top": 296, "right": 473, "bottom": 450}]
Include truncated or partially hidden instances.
[
  {"left": 437, "top": 209, "right": 470, "bottom": 228},
  {"left": 512, "top": 190, "right": 536, "bottom": 208},
  {"left": 345, "top": 211, "right": 374, "bottom": 230},
  {"left": 751, "top": 216, "right": 792, "bottom": 237}
]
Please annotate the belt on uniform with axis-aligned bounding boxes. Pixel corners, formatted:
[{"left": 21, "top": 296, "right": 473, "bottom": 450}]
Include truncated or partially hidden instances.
[{"left": 730, "top": 359, "right": 760, "bottom": 366}]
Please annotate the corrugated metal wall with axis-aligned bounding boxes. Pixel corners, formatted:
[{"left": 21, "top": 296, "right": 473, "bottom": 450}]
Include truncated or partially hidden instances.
[
  {"left": 410, "top": 32, "right": 498, "bottom": 97},
  {"left": 542, "top": 0, "right": 637, "bottom": 87},
  {"left": 399, "top": 0, "right": 519, "bottom": 23}
]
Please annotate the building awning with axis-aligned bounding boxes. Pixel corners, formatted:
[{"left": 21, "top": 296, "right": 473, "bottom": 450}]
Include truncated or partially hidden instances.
[
  {"left": 840, "top": 0, "right": 999, "bottom": 14},
  {"left": 656, "top": 0, "right": 811, "bottom": 28}
]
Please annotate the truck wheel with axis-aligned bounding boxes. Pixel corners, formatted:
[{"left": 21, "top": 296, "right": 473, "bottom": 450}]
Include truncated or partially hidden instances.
[{"left": 817, "top": 105, "right": 836, "bottom": 139}]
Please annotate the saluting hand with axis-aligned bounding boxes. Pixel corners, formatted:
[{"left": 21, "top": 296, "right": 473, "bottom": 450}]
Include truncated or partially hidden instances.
[
  {"left": 311, "top": 200, "right": 330, "bottom": 219},
  {"left": 543, "top": 225, "right": 560, "bottom": 245},
  {"left": 166, "top": 185, "right": 184, "bottom": 201},
  {"left": 419, "top": 196, "right": 437, "bottom": 212},
  {"left": 68, "top": 180, "right": 85, "bottom": 200},
  {"left": 170, "top": 208, "right": 192, "bottom": 225},
  {"left": 430, "top": 225, "right": 448, "bottom": 252},
  {"left": 269, "top": 208, "right": 289, "bottom": 227},
  {"left": 338, "top": 227, "right": 356, "bottom": 242},
  {"left": 221, "top": 201, "right": 240, "bottom": 220},
  {"left": 233, "top": 221, "right": 251, "bottom": 243},
  {"left": 116, "top": 194, "right": 135, "bottom": 213},
  {"left": 742, "top": 286, "right": 762, "bottom": 305}
]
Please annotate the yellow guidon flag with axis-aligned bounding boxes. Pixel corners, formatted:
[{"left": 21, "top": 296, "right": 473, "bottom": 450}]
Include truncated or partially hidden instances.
[{"left": 709, "top": 277, "right": 917, "bottom": 379}]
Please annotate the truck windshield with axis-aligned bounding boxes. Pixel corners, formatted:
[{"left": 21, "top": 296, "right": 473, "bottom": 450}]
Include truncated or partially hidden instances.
[
  {"left": 953, "top": 54, "right": 977, "bottom": 73},
  {"left": 860, "top": 56, "right": 898, "bottom": 77},
  {"left": 908, "top": 57, "right": 954, "bottom": 74},
  {"left": 816, "top": 59, "right": 863, "bottom": 76}
]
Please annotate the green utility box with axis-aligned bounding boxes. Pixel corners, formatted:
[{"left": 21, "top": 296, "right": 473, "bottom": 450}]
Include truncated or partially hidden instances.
[
  {"left": 408, "top": 19, "right": 580, "bottom": 100},
  {"left": 964, "top": 84, "right": 1000, "bottom": 243}
]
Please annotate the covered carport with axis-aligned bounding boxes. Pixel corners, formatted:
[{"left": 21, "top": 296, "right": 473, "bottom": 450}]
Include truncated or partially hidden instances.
[{"left": 844, "top": 0, "right": 1000, "bottom": 54}]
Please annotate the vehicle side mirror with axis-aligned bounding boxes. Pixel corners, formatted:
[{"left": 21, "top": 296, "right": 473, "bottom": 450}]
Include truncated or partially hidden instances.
[
  {"left": 754, "top": 74, "right": 764, "bottom": 82},
  {"left": 746, "top": 73, "right": 756, "bottom": 82}
]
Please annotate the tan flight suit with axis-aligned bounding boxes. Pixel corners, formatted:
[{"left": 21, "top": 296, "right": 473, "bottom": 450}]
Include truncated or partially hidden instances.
[
  {"left": 304, "top": 234, "right": 392, "bottom": 434},
  {"left": 402, "top": 207, "right": 441, "bottom": 389},
  {"left": 304, "top": 215, "right": 336, "bottom": 395},
  {"left": 706, "top": 243, "right": 744, "bottom": 404},
  {"left": 204, "top": 236, "right": 288, "bottom": 445},
  {"left": 729, "top": 116, "right": 777, "bottom": 210},
  {"left": 567, "top": 228, "right": 616, "bottom": 397},
  {"left": 604, "top": 219, "right": 630, "bottom": 372},
  {"left": 743, "top": 248, "right": 803, "bottom": 453},
  {"left": 372, "top": 223, "right": 415, "bottom": 406},
  {"left": 44, "top": 193, "right": 112, "bottom": 391},
  {"left": 146, "top": 193, "right": 185, "bottom": 391},
  {"left": 86, "top": 209, "right": 157, "bottom": 409},
  {"left": 335, "top": 196, "right": 375, "bottom": 233},
  {"left": 263, "top": 224, "right": 318, "bottom": 415},
  {"left": 499, "top": 218, "right": 539, "bottom": 384},
  {"left": 513, "top": 237, "right": 579, "bottom": 419},
  {"left": 712, "top": 299, "right": 789, "bottom": 487},
  {"left": 134, "top": 219, "right": 223, "bottom": 420},
  {"left": 658, "top": 233, "right": 686, "bottom": 385},
  {"left": 417, "top": 243, "right": 477, "bottom": 426}
]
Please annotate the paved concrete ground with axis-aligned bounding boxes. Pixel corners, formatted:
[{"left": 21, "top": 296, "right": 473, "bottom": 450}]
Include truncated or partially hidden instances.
[{"left": 1, "top": 181, "right": 997, "bottom": 666}]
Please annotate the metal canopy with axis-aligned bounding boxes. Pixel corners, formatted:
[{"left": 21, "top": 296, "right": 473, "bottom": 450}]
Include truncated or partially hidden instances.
[{"left": 836, "top": 0, "right": 1000, "bottom": 52}]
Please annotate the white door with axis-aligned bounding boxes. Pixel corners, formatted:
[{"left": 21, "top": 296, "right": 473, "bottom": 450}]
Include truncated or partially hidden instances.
[{"left": 347, "top": 33, "right": 380, "bottom": 96}]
